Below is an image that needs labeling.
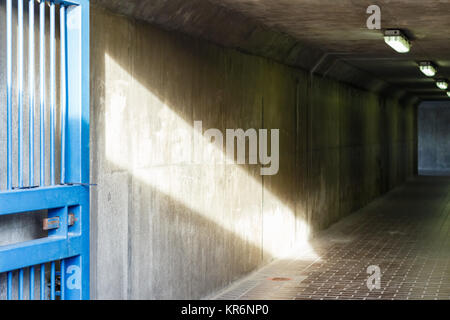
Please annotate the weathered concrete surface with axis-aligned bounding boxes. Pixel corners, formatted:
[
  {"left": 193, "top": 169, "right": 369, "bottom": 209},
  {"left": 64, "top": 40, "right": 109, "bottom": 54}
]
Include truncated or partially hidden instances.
[
  {"left": 91, "top": 0, "right": 421, "bottom": 104},
  {"left": 418, "top": 101, "right": 450, "bottom": 173},
  {"left": 89, "top": 7, "right": 418, "bottom": 299},
  {"left": 0, "top": 3, "right": 418, "bottom": 300},
  {"left": 213, "top": 175, "right": 450, "bottom": 300},
  {"left": 93, "top": 0, "right": 450, "bottom": 102}
]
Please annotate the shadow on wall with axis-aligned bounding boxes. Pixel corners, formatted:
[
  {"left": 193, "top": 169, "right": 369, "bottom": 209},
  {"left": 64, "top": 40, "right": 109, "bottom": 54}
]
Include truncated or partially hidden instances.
[
  {"left": 90, "top": 7, "right": 313, "bottom": 300},
  {"left": 89, "top": 7, "right": 417, "bottom": 299}
]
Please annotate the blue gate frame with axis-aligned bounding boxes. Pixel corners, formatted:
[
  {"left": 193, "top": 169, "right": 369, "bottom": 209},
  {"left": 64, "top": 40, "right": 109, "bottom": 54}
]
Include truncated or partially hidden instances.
[{"left": 1, "top": 0, "right": 89, "bottom": 300}]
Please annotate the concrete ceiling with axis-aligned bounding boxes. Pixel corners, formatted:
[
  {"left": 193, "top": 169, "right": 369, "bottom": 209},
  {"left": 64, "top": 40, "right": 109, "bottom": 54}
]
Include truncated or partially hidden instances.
[{"left": 93, "top": 0, "right": 450, "bottom": 102}]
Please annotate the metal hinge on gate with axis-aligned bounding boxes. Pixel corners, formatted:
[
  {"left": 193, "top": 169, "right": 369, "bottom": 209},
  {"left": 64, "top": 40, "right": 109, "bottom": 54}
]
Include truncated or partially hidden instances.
[{"left": 43, "top": 213, "right": 77, "bottom": 231}]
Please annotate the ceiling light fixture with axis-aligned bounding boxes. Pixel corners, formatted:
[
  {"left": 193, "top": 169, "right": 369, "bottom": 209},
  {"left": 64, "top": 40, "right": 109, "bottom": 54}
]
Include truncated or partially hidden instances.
[
  {"left": 384, "top": 29, "right": 411, "bottom": 53},
  {"left": 418, "top": 61, "right": 437, "bottom": 77},
  {"left": 436, "top": 79, "right": 448, "bottom": 90},
  {"left": 447, "top": 91, "right": 450, "bottom": 97}
]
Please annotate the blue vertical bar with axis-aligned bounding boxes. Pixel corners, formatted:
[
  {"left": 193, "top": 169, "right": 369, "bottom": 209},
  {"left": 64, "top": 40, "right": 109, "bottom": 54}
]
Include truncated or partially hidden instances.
[
  {"left": 30, "top": 266, "right": 35, "bottom": 300},
  {"left": 29, "top": 0, "right": 35, "bottom": 187},
  {"left": 61, "top": 259, "right": 65, "bottom": 300},
  {"left": 6, "top": 0, "right": 13, "bottom": 190},
  {"left": 50, "top": 1, "right": 55, "bottom": 185},
  {"left": 40, "top": 264, "right": 45, "bottom": 300},
  {"left": 60, "top": 5, "right": 67, "bottom": 184},
  {"left": 39, "top": 0, "right": 45, "bottom": 187},
  {"left": 81, "top": 0, "right": 90, "bottom": 299},
  {"left": 50, "top": 261, "right": 55, "bottom": 300},
  {"left": 66, "top": 1, "right": 90, "bottom": 299},
  {"left": 18, "top": 0, "right": 24, "bottom": 189},
  {"left": 7, "top": 271, "right": 12, "bottom": 300},
  {"left": 18, "top": 268, "right": 24, "bottom": 300}
]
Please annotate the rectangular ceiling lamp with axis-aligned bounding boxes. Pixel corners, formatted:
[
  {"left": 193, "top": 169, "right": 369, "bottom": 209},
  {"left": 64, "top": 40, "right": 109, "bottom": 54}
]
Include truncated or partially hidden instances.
[
  {"left": 419, "top": 62, "right": 437, "bottom": 77},
  {"left": 436, "top": 80, "right": 448, "bottom": 90},
  {"left": 384, "top": 29, "right": 411, "bottom": 53}
]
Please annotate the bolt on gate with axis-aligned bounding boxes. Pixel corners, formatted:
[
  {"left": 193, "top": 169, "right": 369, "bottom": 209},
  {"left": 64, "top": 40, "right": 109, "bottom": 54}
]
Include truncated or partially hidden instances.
[{"left": 0, "top": 0, "right": 89, "bottom": 300}]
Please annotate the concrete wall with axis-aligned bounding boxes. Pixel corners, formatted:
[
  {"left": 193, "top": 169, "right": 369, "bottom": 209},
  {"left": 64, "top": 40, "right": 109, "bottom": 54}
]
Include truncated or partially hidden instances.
[
  {"left": 309, "top": 79, "right": 418, "bottom": 230},
  {"left": 89, "top": 6, "right": 418, "bottom": 299},
  {"left": 418, "top": 101, "right": 450, "bottom": 173}
]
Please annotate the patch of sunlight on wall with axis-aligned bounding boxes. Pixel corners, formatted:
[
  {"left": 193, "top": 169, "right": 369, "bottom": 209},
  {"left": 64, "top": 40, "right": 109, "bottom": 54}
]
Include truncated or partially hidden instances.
[{"left": 103, "top": 52, "right": 318, "bottom": 261}]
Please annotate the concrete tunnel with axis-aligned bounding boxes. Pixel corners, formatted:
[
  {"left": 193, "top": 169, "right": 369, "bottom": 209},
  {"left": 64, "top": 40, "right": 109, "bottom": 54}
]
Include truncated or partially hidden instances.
[{"left": 0, "top": 0, "right": 449, "bottom": 302}]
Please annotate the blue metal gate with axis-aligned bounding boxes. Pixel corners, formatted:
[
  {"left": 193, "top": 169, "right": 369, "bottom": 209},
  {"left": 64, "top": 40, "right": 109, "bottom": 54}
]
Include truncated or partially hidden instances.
[{"left": 1, "top": 0, "right": 89, "bottom": 300}]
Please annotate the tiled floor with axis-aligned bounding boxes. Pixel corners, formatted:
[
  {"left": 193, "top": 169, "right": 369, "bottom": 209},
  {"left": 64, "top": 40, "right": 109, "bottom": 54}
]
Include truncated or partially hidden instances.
[{"left": 212, "top": 175, "right": 450, "bottom": 300}]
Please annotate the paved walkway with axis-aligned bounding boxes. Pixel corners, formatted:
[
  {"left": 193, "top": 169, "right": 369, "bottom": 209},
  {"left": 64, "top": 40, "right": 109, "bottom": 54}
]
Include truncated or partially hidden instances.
[{"left": 212, "top": 175, "right": 450, "bottom": 300}]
